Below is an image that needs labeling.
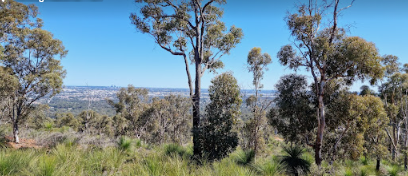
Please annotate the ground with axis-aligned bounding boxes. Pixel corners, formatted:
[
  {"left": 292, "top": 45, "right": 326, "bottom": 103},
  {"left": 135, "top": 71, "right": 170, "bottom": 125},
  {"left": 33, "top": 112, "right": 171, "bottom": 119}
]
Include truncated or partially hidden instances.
[{"left": 4, "top": 136, "right": 41, "bottom": 149}]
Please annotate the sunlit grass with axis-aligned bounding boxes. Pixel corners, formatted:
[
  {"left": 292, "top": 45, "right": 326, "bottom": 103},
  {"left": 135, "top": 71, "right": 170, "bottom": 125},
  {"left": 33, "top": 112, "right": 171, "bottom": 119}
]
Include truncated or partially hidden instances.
[{"left": 0, "top": 137, "right": 408, "bottom": 176}]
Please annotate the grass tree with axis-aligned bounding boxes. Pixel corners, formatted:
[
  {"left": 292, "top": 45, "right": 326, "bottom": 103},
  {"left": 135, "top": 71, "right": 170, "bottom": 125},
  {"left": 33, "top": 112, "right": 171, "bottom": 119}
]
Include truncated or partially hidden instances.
[{"left": 279, "top": 146, "right": 311, "bottom": 176}]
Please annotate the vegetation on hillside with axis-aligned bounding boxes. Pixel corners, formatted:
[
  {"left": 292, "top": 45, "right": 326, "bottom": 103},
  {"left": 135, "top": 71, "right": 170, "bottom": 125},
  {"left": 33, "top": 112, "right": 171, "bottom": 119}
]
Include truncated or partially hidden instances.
[{"left": 1, "top": 0, "right": 408, "bottom": 175}]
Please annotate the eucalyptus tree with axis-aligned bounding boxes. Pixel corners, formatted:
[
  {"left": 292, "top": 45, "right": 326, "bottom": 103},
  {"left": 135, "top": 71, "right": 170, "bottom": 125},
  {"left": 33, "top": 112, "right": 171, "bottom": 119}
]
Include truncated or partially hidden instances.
[
  {"left": 147, "top": 95, "right": 191, "bottom": 144},
  {"left": 107, "top": 85, "right": 149, "bottom": 138},
  {"left": 0, "top": 67, "right": 18, "bottom": 124},
  {"left": 245, "top": 47, "right": 271, "bottom": 154},
  {"left": 325, "top": 93, "right": 367, "bottom": 161},
  {"left": 198, "top": 72, "right": 241, "bottom": 161},
  {"left": 380, "top": 72, "right": 408, "bottom": 160},
  {"left": 360, "top": 85, "right": 375, "bottom": 96},
  {"left": 131, "top": 0, "right": 243, "bottom": 157},
  {"left": 378, "top": 59, "right": 408, "bottom": 168},
  {"left": 267, "top": 74, "right": 315, "bottom": 144},
  {"left": 277, "top": 0, "right": 384, "bottom": 165},
  {"left": 56, "top": 112, "right": 80, "bottom": 130},
  {"left": 361, "top": 95, "right": 388, "bottom": 171},
  {"left": 1, "top": 1, "right": 67, "bottom": 143}
]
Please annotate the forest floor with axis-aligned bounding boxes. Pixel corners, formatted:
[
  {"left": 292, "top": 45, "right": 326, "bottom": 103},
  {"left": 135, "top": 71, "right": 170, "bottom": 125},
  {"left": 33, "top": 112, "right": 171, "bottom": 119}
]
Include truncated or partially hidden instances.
[{"left": 4, "top": 136, "right": 42, "bottom": 149}]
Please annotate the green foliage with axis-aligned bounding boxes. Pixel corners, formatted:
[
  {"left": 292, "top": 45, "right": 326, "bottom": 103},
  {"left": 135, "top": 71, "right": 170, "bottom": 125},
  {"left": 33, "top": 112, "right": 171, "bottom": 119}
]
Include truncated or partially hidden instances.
[
  {"left": 362, "top": 96, "right": 388, "bottom": 161},
  {"left": 244, "top": 47, "right": 272, "bottom": 154},
  {"left": 118, "top": 136, "right": 132, "bottom": 151},
  {"left": 359, "top": 85, "right": 375, "bottom": 96},
  {"left": 44, "top": 121, "right": 54, "bottom": 131},
  {"left": 253, "top": 160, "right": 283, "bottom": 176},
  {"left": 141, "top": 95, "right": 192, "bottom": 144},
  {"left": 234, "top": 149, "right": 256, "bottom": 165},
  {"left": 107, "top": 85, "right": 149, "bottom": 137},
  {"left": 108, "top": 86, "right": 191, "bottom": 144},
  {"left": 0, "top": 0, "right": 67, "bottom": 143},
  {"left": 0, "top": 150, "right": 34, "bottom": 175},
  {"left": 164, "top": 143, "right": 192, "bottom": 159},
  {"left": 0, "top": 129, "right": 7, "bottom": 148},
  {"left": 131, "top": 0, "right": 243, "bottom": 74},
  {"left": 198, "top": 72, "right": 241, "bottom": 161},
  {"left": 25, "top": 104, "right": 53, "bottom": 130},
  {"left": 387, "top": 165, "right": 401, "bottom": 176},
  {"left": 278, "top": 0, "right": 384, "bottom": 165},
  {"left": 268, "top": 74, "right": 315, "bottom": 143},
  {"left": 56, "top": 112, "right": 80, "bottom": 130},
  {"left": 279, "top": 146, "right": 311, "bottom": 176},
  {"left": 247, "top": 47, "right": 272, "bottom": 91}
]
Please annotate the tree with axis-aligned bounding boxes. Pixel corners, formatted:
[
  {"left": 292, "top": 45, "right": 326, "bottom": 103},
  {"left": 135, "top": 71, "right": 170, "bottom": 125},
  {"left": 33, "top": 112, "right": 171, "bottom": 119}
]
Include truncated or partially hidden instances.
[
  {"left": 277, "top": 0, "right": 384, "bottom": 165},
  {"left": 56, "top": 112, "right": 80, "bottom": 130},
  {"left": 25, "top": 104, "right": 52, "bottom": 130},
  {"left": 78, "top": 110, "right": 100, "bottom": 133},
  {"left": 325, "top": 93, "right": 366, "bottom": 161},
  {"left": 279, "top": 146, "right": 311, "bottom": 176},
  {"left": 360, "top": 85, "right": 375, "bottom": 96},
  {"left": 107, "top": 85, "right": 149, "bottom": 138},
  {"left": 1, "top": 1, "right": 67, "bottom": 143},
  {"left": 146, "top": 95, "right": 191, "bottom": 144},
  {"left": 380, "top": 72, "right": 408, "bottom": 161},
  {"left": 197, "top": 72, "right": 241, "bottom": 161},
  {"left": 267, "top": 74, "right": 315, "bottom": 144},
  {"left": 361, "top": 95, "right": 388, "bottom": 171},
  {"left": 377, "top": 56, "right": 408, "bottom": 167},
  {"left": 131, "top": 0, "right": 243, "bottom": 158},
  {"left": 0, "top": 67, "right": 18, "bottom": 125},
  {"left": 244, "top": 47, "right": 271, "bottom": 154}
]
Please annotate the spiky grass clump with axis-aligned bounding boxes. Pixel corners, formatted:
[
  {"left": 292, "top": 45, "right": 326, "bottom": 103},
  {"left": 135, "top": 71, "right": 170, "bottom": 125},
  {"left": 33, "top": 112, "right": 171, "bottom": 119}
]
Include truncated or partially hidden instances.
[
  {"left": 0, "top": 128, "right": 8, "bottom": 148},
  {"left": 164, "top": 143, "right": 186, "bottom": 157},
  {"left": 118, "top": 136, "right": 132, "bottom": 151},
  {"left": 253, "top": 160, "right": 283, "bottom": 176},
  {"left": 387, "top": 165, "right": 401, "bottom": 176},
  {"left": 234, "top": 149, "right": 256, "bottom": 165},
  {"left": 279, "top": 146, "right": 311, "bottom": 176}
]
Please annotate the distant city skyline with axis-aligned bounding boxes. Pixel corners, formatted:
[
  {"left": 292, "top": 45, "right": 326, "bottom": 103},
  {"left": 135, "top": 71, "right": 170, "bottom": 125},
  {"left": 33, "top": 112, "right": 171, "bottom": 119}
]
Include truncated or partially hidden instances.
[{"left": 22, "top": 0, "right": 408, "bottom": 92}]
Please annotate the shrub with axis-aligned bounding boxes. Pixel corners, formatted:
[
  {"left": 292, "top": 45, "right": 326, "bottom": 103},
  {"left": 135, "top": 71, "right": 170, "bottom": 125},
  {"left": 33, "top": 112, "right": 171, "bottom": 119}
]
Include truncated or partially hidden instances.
[
  {"left": 254, "top": 160, "right": 283, "bottom": 176},
  {"left": 387, "top": 165, "right": 401, "bottom": 176},
  {"left": 234, "top": 149, "right": 255, "bottom": 165},
  {"left": 164, "top": 143, "right": 186, "bottom": 157},
  {"left": 118, "top": 136, "right": 132, "bottom": 151},
  {"left": 279, "top": 146, "right": 311, "bottom": 176}
]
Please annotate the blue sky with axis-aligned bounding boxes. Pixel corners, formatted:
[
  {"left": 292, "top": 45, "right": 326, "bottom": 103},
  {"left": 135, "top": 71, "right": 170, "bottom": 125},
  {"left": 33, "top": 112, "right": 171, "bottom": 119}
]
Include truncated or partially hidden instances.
[{"left": 21, "top": 0, "right": 408, "bottom": 91}]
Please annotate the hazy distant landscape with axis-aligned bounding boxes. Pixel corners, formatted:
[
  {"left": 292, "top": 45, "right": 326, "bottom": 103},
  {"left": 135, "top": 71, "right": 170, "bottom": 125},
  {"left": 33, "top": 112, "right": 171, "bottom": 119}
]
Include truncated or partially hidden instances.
[{"left": 37, "top": 86, "right": 277, "bottom": 117}]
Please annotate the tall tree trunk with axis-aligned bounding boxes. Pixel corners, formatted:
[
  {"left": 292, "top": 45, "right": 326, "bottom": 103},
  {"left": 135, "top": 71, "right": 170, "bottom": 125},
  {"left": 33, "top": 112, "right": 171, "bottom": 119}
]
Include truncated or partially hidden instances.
[
  {"left": 183, "top": 54, "right": 193, "bottom": 97},
  {"left": 392, "top": 124, "right": 397, "bottom": 161},
  {"left": 12, "top": 104, "right": 20, "bottom": 143},
  {"left": 376, "top": 157, "right": 381, "bottom": 171},
  {"left": 13, "top": 120, "right": 19, "bottom": 143},
  {"left": 192, "top": 60, "right": 202, "bottom": 158},
  {"left": 315, "top": 81, "right": 326, "bottom": 166}
]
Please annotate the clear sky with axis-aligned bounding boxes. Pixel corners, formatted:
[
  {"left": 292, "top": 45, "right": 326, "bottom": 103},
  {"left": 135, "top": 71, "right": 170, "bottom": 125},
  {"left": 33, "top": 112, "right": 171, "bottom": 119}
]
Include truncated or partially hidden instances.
[{"left": 20, "top": 0, "right": 408, "bottom": 91}]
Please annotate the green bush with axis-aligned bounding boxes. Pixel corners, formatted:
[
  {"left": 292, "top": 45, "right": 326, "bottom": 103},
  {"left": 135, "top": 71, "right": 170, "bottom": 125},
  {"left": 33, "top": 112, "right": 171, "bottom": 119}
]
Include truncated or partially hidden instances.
[
  {"left": 253, "top": 160, "right": 283, "bottom": 176},
  {"left": 234, "top": 149, "right": 255, "bottom": 165},
  {"left": 387, "top": 165, "right": 401, "bottom": 176},
  {"left": 164, "top": 143, "right": 186, "bottom": 157},
  {"left": 118, "top": 136, "right": 132, "bottom": 151},
  {"left": 0, "top": 150, "right": 34, "bottom": 175}
]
